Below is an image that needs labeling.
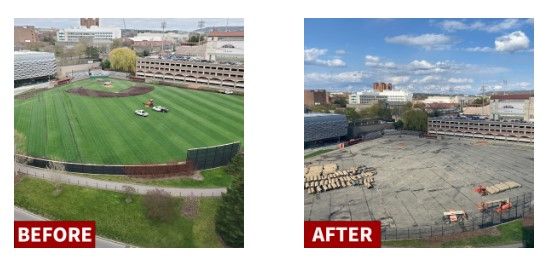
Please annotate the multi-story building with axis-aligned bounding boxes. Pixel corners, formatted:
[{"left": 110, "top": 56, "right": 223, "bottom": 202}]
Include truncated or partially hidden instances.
[
  {"left": 490, "top": 94, "right": 534, "bottom": 122},
  {"left": 378, "top": 90, "right": 412, "bottom": 105},
  {"left": 14, "top": 26, "right": 38, "bottom": 44},
  {"left": 205, "top": 31, "right": 244, "bottom": 63},
  {"left": 80, "top": 18, "right": 99, "bottom": 29},
  {"left": 428, "top": 118, "right": 533, "bottom": 143},
  {"left": 304, "top": 113, "right": 348, "bottom": 146},
  {"left": 304, "top": 90, "right": 329, "bottom": 106},
  {"left": 135, "top": 57, "right": 244, "bottom": 90},
  {"left": 57, "top": 27, "right": 121, "bottom": 44},
  {"left": 348, "top": 92, "right": 388, "bottom": 105},
  {"left": 373, "top": 82, "right": 392, "bottom": 92},
  {"left": 14, "top": 51, "right": 57, "bottom": 87}
]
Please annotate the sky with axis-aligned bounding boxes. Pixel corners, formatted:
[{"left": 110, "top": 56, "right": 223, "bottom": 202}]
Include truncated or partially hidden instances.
[
  {"left": 14, "top": 18, "right": 243, "bottom": 31},
  {"left": 304, "top": 18, "right": 534, "bottom": 95}
]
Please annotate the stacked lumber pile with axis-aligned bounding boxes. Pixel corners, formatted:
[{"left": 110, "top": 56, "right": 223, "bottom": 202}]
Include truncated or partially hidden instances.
[
  {"left": 304, "top": 164, "right": 377, "bottom": 194},
  {"left": 485, "top": 181, "right": 522, "bottom": 195}
]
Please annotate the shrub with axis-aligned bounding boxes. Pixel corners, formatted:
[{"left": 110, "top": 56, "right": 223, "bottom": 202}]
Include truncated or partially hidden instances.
[{"left": 143, "top": 189, "right": 179, "bottom": 223}]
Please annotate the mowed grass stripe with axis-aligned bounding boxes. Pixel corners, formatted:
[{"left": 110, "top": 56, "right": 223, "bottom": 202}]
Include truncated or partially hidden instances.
[
  {"left": 27, "top": 94, "right": 47, "bottom": 157},
  {"left": 107, "top": 95, "right": 188, "bottom": 163},
  {"left": 151, "top": 89, "right": 238, "bottom": 145},
  {"left": 155, "top": 88, "right": 243, "bottom": 140}
]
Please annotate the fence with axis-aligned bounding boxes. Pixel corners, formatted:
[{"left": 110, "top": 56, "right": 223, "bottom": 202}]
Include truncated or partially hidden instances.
[
  {"left": 187, "top": 142, "right": 241, "bottom": 170},
  {"left": 381, "top": 192, "right": 534, "bottom": 241}
]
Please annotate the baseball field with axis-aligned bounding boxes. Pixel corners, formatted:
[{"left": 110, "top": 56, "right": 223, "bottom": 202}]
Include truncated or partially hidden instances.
[{"left": 14, "top": 78, "right": 244, "bottom": 165}]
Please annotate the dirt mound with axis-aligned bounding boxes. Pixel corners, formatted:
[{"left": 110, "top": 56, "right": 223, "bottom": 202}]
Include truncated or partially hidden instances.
[{"left": 67, "top": 86, "right": 153, "bottom": 97}]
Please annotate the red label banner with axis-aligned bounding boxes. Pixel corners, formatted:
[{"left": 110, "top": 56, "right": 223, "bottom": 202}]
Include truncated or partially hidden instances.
[
  {"left": 304, "top": 221, "right": 381, "bottom": 248},
  {"left": 15, "top": 221, "right": 96, "bottom": 248}
]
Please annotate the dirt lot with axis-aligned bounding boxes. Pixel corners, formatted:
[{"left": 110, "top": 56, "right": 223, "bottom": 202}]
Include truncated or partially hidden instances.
[{"left": 304, "top": 135, "right": 534, "bottom": 228}]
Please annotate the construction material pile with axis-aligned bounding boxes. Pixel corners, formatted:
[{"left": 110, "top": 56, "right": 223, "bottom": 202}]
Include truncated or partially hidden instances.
[
  {"left": 304, "top": 165, "right": 377, "bottom": 194},
  {"left": 484, "top": 181, "right": 522, "bottom": 195}
]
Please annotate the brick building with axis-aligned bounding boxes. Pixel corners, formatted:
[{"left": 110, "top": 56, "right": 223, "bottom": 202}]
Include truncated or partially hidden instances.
[{"left": 304, "top": 90, "right": 329, "bottom": 107}]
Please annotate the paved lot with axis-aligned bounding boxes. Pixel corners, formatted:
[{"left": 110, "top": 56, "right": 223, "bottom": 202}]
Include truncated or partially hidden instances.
[{"left": 304, "top": 135, "right": 534, "bottom": 228}]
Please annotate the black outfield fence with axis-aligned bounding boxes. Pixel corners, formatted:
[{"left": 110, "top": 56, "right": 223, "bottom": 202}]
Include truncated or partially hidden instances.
[
  {"left": 382, "top": 192, "right": 534, "bottom": 241},
  {"left": 15, "top": 142, "right": 240, "bottom": 176},
  {"left": 187, "top": 142, "right": 240, "bottom": 170}
]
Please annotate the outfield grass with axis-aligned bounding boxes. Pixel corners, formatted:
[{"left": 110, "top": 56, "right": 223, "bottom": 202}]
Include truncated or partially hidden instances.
[
  {"left": 304, "top": 148, "right": 335, "bottom": 159},
  {"left": 15, "top": 177, "right": 223, "bottom": 247},
  {"left": 382, "top": 220, "right": 524, "bottom": 248},
  {"left": 15, "top": 78, "right": 244, "bottom": 164},
  {"left": 77, "top": 167, "right": 235, "bottom": 188}
]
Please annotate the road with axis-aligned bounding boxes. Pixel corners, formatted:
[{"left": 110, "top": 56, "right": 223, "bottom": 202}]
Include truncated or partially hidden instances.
[
  {"left": 14, "top": 207, "right": 133, "bottom": 248},
  {"left": 16, "top": 163, "right": 226, "bottom": 197}
]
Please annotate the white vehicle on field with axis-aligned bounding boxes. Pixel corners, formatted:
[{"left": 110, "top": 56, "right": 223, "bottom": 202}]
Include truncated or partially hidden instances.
[
  {"left": 134, "top": 109, "right": 149, "bottom": 117},
  {"left": 224, "top": 90, "right": 234, "bottom": 95},
  {"left": 152, "top": 106, "right": 169, "bottom": 113}
]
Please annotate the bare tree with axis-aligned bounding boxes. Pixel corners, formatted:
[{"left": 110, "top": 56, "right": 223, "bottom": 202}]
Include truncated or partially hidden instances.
[
  {"left": 122, "top": 185, "right": 137, "bottom": 204},
  {"left": 143, "top": 189, "right": 178, "bottom": 223},
  {"left": 181, "top": 193, "right": 199, "bottom": 218}
]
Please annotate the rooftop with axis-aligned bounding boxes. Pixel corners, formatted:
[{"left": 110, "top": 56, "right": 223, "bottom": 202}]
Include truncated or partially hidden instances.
[
  {"left": 491, "top": 94, "right": 534, "bottom": 100},
  {"left": 208, "top": 31, "right": 244, "bottom": 37}
]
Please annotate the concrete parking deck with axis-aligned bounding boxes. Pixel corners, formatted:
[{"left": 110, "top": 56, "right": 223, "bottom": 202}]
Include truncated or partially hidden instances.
[{"left": 304, "top": 135, "right": 534, "bottom": 228}]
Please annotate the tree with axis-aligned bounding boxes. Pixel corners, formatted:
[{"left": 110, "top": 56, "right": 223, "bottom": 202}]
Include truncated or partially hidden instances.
[
  {"left": 473, "top": 96, "right": 489, "bottom": 106},
  {"left": 143, "top": 189, "right": 179, "bottom": 223},
  {"left": 333, "top": 97, "right": 347, "bottom": 107},
  {"left": 108, "top": 47, "right": 137, "bottom": 74},
  {"left": 402, "top": 109, "right": 428, "bottom": 132},
  {"left": 336, "top": 107, "right": 360, "bottom": 122},
  {"left": 181, "top": 194, "right": 199, "bottom": 218},
  {"left": 85, "top": 46, "right": 100, "bottom": 59},
  {"left": 142, "top": 49, "right": 150, "bottom": 57},
  {"left": 74, "top": 40, "right": 89, "bottom": 58},
  {"left": 100, "top": 59, "right": 111, "bottom": 70},
  {"left": 394, "top": 119, "right": 404, "bottom": 130},
  {"left": 215, "top": 154, "right": 244, "bottom": 248},
  {"left": 111, "top": 38, "right": 124, "bottom": 50}
]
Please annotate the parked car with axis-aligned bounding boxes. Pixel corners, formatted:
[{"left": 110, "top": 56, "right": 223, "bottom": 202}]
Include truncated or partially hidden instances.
[
  {"left": 224, "top": 90, "right": 234, "bottom": 95},
  {"left": 153, "top": 106, "right": 169, "bottom": 113},
  {"left": 135, "top": 109, "right": 149, "bottom": 117}
]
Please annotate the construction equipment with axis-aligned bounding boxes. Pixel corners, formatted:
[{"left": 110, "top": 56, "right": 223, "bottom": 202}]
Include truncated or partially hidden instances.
[
  {"left": 144, "top": 99, "right": 154, "bottom": 108},
  {"left": 442, "top": 210, "right": 468, "bottom": 224},
  {"left": 477, "top": 198, "right": 512, "bottom": 213},
  {"left": 496, "top": 199, "right": 512, "bottom": 213},
  {"left": 474, "top": 184, "right": 487, "bottom": 196}
]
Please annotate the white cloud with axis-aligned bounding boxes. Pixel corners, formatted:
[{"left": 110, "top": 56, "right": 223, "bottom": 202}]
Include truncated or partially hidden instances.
[
  {"left": 365, "top": 55, "right": 380, "bottom": 65},
  {"left": 440, "top": 20, "right": 468, "bottom": 32},
  {"left": 304, "top": 48, "right": 346, "bottom": 67},
  {"left": 465, "top": 46, "right": 493, "bottom": 52},
  {"left": 448, "top": 78, "right": 473, "bottom": 83},
  {"left": 304, "top": 48, "right": 326, "bottom": 61},
  {"left": 409, "top": 60, "right": 434, "bottom": 70},
  {"left": 305, "top": 71, "right": 369, "bottom": 83},
  {"left": 413, "top": 75, "right": 441, "bottom": 84},
  {"left": 440, "top": 19, "right": 528, "bottom": 33},
  {"left": 385, "top": 33, "right": 452, "bottom": 50},
  {"left": 495, "top": 31, "right": 530, "bottom": 52},
  {"left": 335, "top": 49, "right": 347, "bottom": 55},
  {"left": 388, "top": 76, "right": 410, "bottom": 85}
]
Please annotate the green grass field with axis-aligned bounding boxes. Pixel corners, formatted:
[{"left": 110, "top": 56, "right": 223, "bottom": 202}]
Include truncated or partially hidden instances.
[
  {"left": 15, "top": 177, "right": 223, "bottom": 247},
  {"left": 81, "top": 78, "right": 135, "bottom": 92},
  {"left": 77, "top": 166, "right": 236, "bottom": 188},
  {"left": 15, "top": 78, "right": 244, "bottom": 164},
  {"left": 382, "top": 220, "right": 524, "bottom": 248}
]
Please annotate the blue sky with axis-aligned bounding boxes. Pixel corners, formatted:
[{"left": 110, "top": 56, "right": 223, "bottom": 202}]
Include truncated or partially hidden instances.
[
  {"left": 15, "top": 18, "right": 243, "bottom": 31},
  {"left": 305, "top": 18, "right": 534, "bottom": 94}
]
